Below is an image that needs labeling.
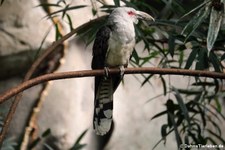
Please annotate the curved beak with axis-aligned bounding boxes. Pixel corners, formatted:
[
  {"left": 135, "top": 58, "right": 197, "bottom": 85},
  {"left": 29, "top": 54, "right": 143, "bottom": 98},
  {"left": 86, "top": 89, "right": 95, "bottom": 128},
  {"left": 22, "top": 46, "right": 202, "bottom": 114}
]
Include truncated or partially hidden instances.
[{"left": 136, "top": 11, "right": 155, "bottom": 22}]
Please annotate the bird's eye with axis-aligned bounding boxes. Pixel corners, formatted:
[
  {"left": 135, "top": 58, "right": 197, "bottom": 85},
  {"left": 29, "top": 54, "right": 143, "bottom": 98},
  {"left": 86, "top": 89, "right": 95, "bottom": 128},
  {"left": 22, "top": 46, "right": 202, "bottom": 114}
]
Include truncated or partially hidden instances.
[{"left": 128, "top": 11, "right": 135, "bottom": 16}]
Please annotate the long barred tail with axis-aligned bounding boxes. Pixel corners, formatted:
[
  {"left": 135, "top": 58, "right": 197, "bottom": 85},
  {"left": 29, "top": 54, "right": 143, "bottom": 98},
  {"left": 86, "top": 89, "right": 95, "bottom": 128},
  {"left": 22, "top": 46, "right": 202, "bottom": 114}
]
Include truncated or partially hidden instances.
[{"left": 93, "top": 77, "right": 113, "bottom": 135}]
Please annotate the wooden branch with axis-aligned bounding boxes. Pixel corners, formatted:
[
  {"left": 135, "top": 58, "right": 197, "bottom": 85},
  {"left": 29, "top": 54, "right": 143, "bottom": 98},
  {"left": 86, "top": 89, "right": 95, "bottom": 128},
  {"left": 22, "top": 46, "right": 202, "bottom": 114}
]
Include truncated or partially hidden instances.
[{"left": 0, "top": 67, "right": 225, "bottom": 104}]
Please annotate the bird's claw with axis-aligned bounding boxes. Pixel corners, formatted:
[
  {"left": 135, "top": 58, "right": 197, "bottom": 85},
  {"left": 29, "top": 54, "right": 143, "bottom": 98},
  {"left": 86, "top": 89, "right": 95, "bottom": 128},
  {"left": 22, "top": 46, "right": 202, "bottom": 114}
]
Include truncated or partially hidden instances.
[
  {"left": 119, "top": 66, "right": 125, "bottom": 77},
  {"left": 104, "top": 67, "right": 110, "bottom": 79}
]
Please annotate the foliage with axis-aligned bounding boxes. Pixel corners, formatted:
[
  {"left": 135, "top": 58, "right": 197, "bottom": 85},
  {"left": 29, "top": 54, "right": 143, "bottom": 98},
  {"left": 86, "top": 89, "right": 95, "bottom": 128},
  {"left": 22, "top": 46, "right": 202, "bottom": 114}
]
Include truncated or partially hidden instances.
[
  {"left": 70, "top": 129, "right": 88, "bottom": 150},
  {"left": 1, "top": 0, "right": 225, "bottom": 149},
  {"left": 38, "top": 0, "right": 225, "bottom": 149}
]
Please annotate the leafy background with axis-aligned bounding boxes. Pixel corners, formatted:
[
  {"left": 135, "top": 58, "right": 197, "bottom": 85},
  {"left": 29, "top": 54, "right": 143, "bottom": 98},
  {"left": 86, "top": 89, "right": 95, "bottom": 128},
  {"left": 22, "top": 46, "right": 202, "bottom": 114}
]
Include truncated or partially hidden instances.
[{"left": 1, "top": 0, "right": 225, "bottom": 149}]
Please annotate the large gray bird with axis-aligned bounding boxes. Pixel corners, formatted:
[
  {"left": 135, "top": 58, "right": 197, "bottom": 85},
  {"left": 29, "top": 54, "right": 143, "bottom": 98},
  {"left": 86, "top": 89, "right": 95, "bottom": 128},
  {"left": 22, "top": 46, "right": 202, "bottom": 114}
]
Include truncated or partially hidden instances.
[{"left": 92, "top": 7, "right": 154, "bottom": 135}]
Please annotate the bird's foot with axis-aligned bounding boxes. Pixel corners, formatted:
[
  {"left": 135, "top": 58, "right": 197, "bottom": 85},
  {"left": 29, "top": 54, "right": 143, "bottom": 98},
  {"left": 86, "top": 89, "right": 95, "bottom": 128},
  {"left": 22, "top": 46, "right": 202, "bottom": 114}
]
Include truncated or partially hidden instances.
[
  {"left": 119, "top": 66, "right": 125, "bottom": 77},
  {"left": 104, "top": 67, "right": 110, "bottom": 79}
]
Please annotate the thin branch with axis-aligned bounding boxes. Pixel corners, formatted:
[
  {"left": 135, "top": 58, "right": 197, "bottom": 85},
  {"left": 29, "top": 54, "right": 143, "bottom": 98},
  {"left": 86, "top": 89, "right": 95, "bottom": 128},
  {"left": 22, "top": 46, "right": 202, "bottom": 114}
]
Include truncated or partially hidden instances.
[{"left": 0, "top": 67, "right": 225, "bottom": 104}]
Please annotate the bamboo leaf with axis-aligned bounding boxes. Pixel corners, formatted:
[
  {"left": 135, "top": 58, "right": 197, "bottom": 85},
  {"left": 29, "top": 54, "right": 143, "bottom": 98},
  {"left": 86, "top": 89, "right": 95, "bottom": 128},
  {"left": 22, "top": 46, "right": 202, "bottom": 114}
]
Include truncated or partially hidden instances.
[
  {"left": 66, "top": 14, "right": 74, "bottom": 31},
  {"left": 207, "top": 6, "right": 224, "bottom": 51},
  {"left": 168, "top": 33, "right": 175, "bottom": 57},
  {"left": 160, "top": 76, "right": 167, "bottom": 96},
  {"left": 151, "top": 110, "right": 168, "bottom": 120},
  {"left": 168, "top": 113, "right": 182, "bottom": 148},
  {"left": 161, "top": 124, "right": 168, "bottom": 138},
  {"left": 209, "top": 51, "right": 222, "bottom": 72},
  {"left": 220, "top": 52, "right": 225, "bottom": 60},
  {"left": 113, "top": 0, "right": 120, "bottom": 6},
  {"left": 74, "top": 129, "right": 88, "bottom": 146},
  {"left": 179, "top": 0, "right": 211, "bottom": 20},
  {"left": 182, "top": 5, "right": 210, "bottom": 41},
  {"left": 55, "top": 24, "right": 62, "bottom": 40},
  {"left": 184, "top": 48, "right": 198, "bottom": 69},
  {"left": 195, "top": 48, "right": 209, "bottom": 70},
  {"left": 46, "top": 5, "right": 87, "bottom": 18},
  {"left": 206, "top": 129, "right": 225, "bottom": 144},
  {"left": 70, "top": 129, "right": 88, "bottom": 150},
  {"left": 132, "top": 49, "right": 139, "bottom": 66},
  {"left": 37, "top": 3, "right": 62, "bottom": 8},
  {"left": 172, "top": 87, "right": 191, "bottom": 127},
  {"left": 141, "top": 74, "right": 154, "bottom": 86}
]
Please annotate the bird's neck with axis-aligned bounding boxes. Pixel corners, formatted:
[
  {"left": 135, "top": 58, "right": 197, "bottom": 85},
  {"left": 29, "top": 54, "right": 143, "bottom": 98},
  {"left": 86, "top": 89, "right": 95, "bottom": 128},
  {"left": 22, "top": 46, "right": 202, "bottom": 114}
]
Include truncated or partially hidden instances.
[{"left": 111, "top": 21, "right": 135, "bottom": 43}]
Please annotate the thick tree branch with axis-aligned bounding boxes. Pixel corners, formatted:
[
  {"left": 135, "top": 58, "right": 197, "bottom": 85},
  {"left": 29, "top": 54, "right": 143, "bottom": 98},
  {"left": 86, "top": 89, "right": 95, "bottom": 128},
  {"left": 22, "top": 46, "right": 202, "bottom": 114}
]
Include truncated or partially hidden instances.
[{"left": 0, "top": 67, "right": 225, "bottom": 104}]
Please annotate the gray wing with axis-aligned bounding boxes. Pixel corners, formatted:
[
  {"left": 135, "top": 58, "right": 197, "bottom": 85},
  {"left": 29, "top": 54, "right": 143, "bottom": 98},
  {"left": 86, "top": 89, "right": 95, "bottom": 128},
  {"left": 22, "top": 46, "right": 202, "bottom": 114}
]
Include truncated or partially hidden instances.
[{"left": 92, "top": 26, "right": 111, "bottom": 70}]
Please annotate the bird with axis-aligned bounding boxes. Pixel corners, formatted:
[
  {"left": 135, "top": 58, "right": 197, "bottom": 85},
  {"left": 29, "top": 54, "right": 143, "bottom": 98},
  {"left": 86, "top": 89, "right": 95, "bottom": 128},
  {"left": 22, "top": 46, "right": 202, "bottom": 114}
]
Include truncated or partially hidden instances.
[{"left": 91, "top": 7, "right": 154, "bottom": 136}]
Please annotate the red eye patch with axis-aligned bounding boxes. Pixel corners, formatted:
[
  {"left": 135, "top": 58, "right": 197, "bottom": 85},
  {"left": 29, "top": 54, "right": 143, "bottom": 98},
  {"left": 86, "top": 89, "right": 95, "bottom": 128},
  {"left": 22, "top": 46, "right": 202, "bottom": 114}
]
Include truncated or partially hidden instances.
[{"left": 128, "top": 11, "right": 135, "bottom": 16}]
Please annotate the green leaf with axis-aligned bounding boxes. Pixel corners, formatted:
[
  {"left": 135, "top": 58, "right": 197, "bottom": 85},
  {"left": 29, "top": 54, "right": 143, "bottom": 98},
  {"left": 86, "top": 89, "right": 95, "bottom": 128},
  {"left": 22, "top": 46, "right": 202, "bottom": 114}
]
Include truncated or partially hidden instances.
[
  {"left": 184, "top": 48, "right": 198, "bottom": 69},
  {"left": 168, "top": 33, "right": 175, "bottom": 57},
  {"left": 55, "top": 23, "right": 62, "bottom": 40},
  {"left": 57, "top": 0, "right": 66, "bottom": 5},
  {"left": 178, "top": 49, "right": 184, "bottom": 68},
  {"left": 152, "top": 129, "right": 174, "bottom": 150},
  {"left": 160, "top": 76, "right": 167, "bottom": 96},
  {"left": 206, "top": 129, "right": 225, "bottom": 144},
  {"left": 195, "top": 48, "right": 208, "bottom": 70},
  {"left": 220, "top": 52, "right": 225, "bottom": 60},
  {"left": 46, "top": 5, "right": 87, "bottom": 18},
  {"left": 92, "top": 8, "right": 97, "bottom": 16},
  {"left": 139, "top": 51, "right": 160, "bottom": 66},
  {"left": 215, "top": 97, "right": 222, "bottom": 113},
  {"left": 70, "top": 129, "right": 88, "bottom": 150},
  {"left": 113, "top": 0, "right": 120, "bottom": 6},
  {"left": 209, "top": 51, "right": 222, "bottom": 72},
  {"left": 207, "top": 6, "right": 224, "bottom": 51},
  {"left": 29, "top": 138, "right": 41, "bottom": 149},
  {"left": 214, "top": 79, "right": 220, "bottom": 95},
  {"left": 42, "top": 129, "right": 51, "bottom": 137},
  {"left": 29, "top": 129, "right": 51, "bottom": 149},
  {"left": 62, "top": 4, "right": 69, "bottom": 18},
  {"left": 182, "top": 4, "right": 210, "bottom": 41},
  {"left": 196, "top": 104, "right": 206, "bottom": 127},
  {"left": 74, "top": 129, "right": 88, "bottom": 146},
  {"left": 131, "top": 49, "right": 139, "bottom": 66},
  {"left": 37, "top": 3, "right": 62, "bottom": 8},
  {"left": 208, "top": 117, "right": 222, "bottom": 137},
  {"left": 166, "top": 99, "right": 177, "bottom": 128},
  {"left": 161, "top": 124, "right": 168, "bottom": 138},
  {"left": 177, "top": 88, "right": 202, "bottom": 95},
  {"left": 179, "top": 0, "right": 211, "bottom": 20},
  {"left": 172, "top": 87, "right": 191, "bottom": 127},
  {"left": 66, "top": 14, "right": 74, "bottom": 31},
  {"left": 151, "top": 110, "right": 168, "bottom": 120},
  {"left": 168, "top": 112, "right": 182, "bottom": 148},
  {"left": 141, "top": 74, "right": 154, "bottom": 86}
]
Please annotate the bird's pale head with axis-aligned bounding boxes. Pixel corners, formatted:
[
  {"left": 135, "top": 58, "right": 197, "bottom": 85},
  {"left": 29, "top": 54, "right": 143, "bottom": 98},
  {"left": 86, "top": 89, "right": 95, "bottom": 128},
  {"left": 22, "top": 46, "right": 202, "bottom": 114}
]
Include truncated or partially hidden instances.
[{"left": 108, "top": 7, "right": 154, "bottom": 25}]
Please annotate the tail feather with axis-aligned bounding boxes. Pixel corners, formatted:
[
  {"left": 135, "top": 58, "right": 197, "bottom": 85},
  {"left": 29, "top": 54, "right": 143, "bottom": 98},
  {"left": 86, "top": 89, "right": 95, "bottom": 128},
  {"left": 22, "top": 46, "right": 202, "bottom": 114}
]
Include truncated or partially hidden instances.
[{"left": 93, "top": 78, "right": 113, "bottom": 135}]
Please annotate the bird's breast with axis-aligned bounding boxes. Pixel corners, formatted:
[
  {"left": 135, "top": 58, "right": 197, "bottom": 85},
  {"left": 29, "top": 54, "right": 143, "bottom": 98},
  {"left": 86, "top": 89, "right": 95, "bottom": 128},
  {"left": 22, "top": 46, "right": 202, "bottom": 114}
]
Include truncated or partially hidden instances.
[
  {"left": 105, "top": 23, "right": 136, "bottom": 67},
  {"left": 106, "top": 35, "right": 135, "bottom": 67}
]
